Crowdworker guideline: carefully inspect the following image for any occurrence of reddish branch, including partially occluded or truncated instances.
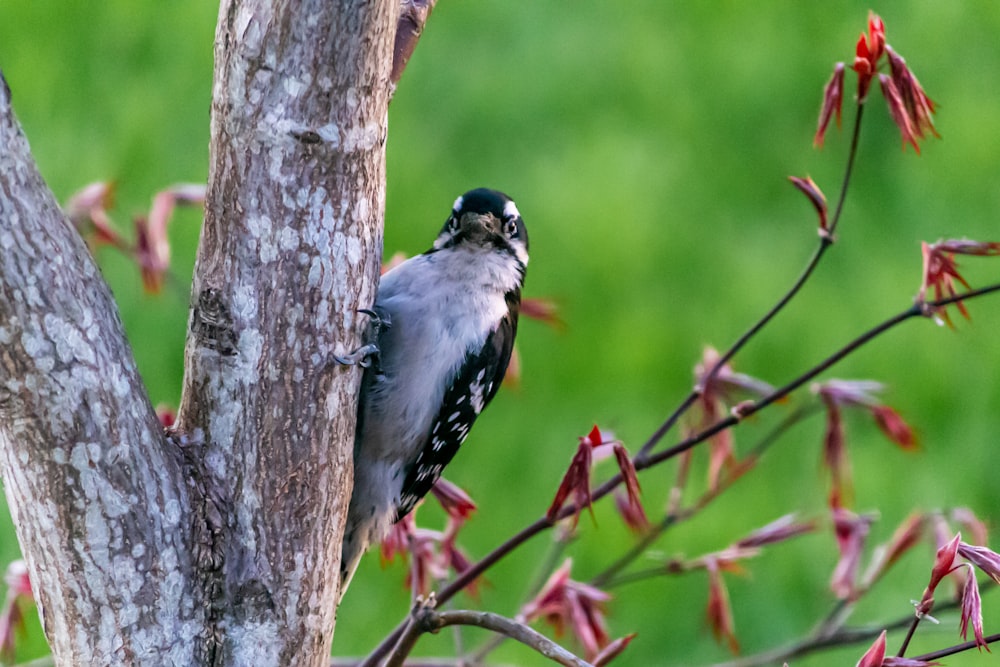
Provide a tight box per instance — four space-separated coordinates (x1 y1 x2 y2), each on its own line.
636 103 866 462
363 282 1000 665
391 0 439 94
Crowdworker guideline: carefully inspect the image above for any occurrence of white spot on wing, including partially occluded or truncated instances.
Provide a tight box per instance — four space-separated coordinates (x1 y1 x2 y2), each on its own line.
470 380 485 414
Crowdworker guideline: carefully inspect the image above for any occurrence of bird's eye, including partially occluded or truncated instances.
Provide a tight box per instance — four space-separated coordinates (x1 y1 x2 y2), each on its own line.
504 218 518 237
448 215 460 233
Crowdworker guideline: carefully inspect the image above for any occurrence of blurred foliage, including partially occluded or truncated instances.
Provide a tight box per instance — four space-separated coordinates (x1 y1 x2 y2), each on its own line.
2 2 1000 665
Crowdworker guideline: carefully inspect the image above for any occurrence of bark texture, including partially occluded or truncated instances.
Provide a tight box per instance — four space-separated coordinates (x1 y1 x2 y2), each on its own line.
0 0 395 664
178 0 398 665
176 0 394 664
0 79 201 663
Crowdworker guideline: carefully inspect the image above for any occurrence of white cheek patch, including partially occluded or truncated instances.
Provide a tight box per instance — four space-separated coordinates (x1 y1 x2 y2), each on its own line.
513 242 529 267
503 199 520 220
452 195 464 214
433 231 451 250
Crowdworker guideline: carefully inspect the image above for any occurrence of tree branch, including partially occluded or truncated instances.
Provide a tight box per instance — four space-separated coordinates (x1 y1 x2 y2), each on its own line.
637 103 866 461
0 73 201 663
332 659 522 667
391 0 439 95
385 606 593 667
365 281 1000 665
710 595 972 667
592 404 820 590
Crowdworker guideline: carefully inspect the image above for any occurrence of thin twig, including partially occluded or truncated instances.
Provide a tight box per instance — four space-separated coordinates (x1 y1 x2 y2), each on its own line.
384 616 423 667
437 610 594 667
443 597 467 667
710 623 898 667
333 660 518 667
591 514 678 589
811 597 851 640
828 102 866 237
712 590 984 667
456 284 1000 599
911 632 1000 662
593 404 820 589
636 104 866 461
385 606 594 667
640 303 921 471
469 539 571 664
711 612 913 667
895 614 921 658
364 282 1000 666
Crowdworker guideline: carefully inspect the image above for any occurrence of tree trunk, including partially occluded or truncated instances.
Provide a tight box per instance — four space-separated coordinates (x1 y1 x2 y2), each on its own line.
0 0 394 664
177 0 394 662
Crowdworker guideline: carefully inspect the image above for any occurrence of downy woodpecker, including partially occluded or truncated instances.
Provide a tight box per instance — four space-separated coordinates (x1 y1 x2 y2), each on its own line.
339 188 528 598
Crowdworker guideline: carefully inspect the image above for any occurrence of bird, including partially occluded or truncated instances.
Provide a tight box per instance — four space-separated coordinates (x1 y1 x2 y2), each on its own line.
338 187 528 600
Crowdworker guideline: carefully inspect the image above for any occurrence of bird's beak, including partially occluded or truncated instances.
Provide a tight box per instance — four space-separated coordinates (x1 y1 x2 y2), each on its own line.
459 212 501 242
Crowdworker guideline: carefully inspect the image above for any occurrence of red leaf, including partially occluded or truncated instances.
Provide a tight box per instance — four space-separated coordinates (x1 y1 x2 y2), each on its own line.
594 633 637 667
867 13 886 64
879 74 920 152
815 64 845 148
789 176 829 232
951 508 989 548
918 532 961 615
65 181 127 248
0 561 33 664
735 514 816 549
135 184 206 293
959 565 989 651
547 439 594 527
877 513 926 575
612 444 647 532
156 404 177 429
520 297 564 330
958 542 1000 585
918 240 997 326
871 406 917 450
430 477 477 522
831 508 874 599
855 630 886 667
522 559 612 661
887 47 939 142
704 558 739 654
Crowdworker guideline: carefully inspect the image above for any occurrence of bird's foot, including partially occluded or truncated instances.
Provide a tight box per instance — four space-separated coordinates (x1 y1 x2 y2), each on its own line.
334 307 390 375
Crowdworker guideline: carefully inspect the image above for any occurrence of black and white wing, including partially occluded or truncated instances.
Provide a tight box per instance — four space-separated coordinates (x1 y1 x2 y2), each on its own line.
395 304 519 519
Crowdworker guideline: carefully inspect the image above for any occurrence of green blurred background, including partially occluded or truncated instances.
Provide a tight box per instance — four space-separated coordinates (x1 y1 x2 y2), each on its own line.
2 2 1000 665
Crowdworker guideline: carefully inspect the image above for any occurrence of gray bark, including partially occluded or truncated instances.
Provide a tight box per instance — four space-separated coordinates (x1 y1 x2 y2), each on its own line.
0 76 202 663
177 0 394 663
0 0 395 664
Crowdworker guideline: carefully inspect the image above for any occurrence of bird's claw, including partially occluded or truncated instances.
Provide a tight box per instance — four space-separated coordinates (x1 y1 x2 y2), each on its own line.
334 307 391 374
357 307 391 334
334 344 380 368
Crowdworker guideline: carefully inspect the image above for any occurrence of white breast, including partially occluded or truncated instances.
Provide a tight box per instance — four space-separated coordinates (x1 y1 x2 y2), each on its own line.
359 245 519 463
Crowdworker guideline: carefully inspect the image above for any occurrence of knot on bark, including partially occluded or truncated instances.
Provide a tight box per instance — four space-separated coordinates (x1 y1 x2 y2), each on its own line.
191 288 238 356
0 385 18 417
